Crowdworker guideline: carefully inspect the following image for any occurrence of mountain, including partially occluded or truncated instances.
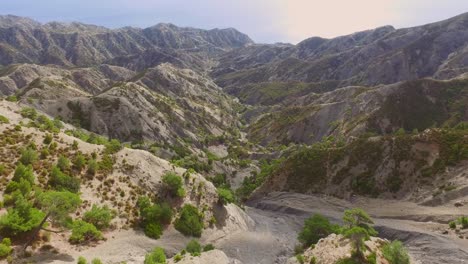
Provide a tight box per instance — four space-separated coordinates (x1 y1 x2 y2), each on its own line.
214 12 468 90
1 12 468 264
0 15 253 67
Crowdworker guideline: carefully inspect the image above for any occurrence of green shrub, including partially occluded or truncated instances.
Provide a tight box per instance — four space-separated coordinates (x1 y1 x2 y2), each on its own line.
0 115 9 124
173 254 182 262
49 166 80 193
98 154 114 172
144 222 163 239
19 148 38 165
217 188 235 204
458 216 468 229
162 172 185 197
310 256 317 264
57 155 71 172
6 95 17 102
40 148 50 159
104 139 122 154
43 133 53 145
144 247 166 264
138 197 173 225
185 239 201 256
335 258 360 264
174 204 203 237
6 178 32 196
208 173 230 188
298 214 340 247
0 195 45 236
13 163 34 184
367 252 377 264
236 158 283 201
49 142 58 152
83 205 115 230
343 208 377 236
20 107 37 120
295 254 304 264
382 240 410 264
69 220 103 244
91 259 102 264
87 159 98 176
449 221 457 229
73 153 86 171
72 140 79 150
35 115 60 133
137 196 173 239
203 244 215 252
0 238 12 258
77 256 87 264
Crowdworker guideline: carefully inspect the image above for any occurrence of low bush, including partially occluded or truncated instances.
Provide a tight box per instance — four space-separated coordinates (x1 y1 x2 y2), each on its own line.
185 239 201 256
0 115 9 124
382 240 410 264
217 187 235 204
104 139 122 154
144 247 166 264
295 254 305 264
43 133 53 145
19 148 38 165
458 216 468 229
98 154 114 172
57 155 71 172
449 221 457 229
13 163 35 184
0 195 45 236
298 214 340 247
162 172 185 198
137 196 173 239
49 166 80 193
20 107 38 120
174 204 203 237
69 220 103 244
0 238 12 258
5 95 17 102
203 244 215 252
77 256 87 264
83 205 115 230
73 153 86 171
87 159 98 176
144 222 163 239
91 259 102 264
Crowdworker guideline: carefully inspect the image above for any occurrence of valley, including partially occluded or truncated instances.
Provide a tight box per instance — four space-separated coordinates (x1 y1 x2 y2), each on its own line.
0 11 467 264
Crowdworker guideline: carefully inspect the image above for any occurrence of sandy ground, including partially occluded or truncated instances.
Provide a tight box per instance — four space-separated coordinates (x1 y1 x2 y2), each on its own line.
245 192 468 264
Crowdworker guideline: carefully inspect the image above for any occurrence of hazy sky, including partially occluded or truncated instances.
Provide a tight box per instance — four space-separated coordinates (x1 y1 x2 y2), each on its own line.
2 0 468 43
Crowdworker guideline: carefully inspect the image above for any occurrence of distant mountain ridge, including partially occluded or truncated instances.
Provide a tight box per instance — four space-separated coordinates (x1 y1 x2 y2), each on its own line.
214 12 468 89
0 14 253 67
1 13 468 147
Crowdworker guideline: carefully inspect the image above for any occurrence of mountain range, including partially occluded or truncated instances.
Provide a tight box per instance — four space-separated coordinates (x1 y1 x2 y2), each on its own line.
1 12 468 264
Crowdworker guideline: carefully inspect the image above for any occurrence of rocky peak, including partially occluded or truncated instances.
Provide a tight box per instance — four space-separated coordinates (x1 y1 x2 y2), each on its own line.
0 14 41 29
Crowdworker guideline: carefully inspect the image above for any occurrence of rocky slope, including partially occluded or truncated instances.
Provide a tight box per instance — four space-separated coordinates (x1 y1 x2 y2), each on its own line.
0 63 242 159
246 76 468 145
0 15 253 68
287 234 389 264
213 12 468 90
1 12 468 264
250 128 468 203
0 99 254 263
